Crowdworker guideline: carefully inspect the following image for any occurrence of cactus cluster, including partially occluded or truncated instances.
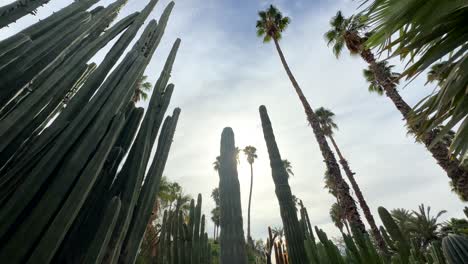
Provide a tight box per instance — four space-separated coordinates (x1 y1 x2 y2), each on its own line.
0 1 182 263
157 194 213 264
297 202 465 264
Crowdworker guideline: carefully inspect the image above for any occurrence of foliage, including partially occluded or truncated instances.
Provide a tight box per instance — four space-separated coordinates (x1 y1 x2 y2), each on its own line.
282 159 294 177
243 145 258 165
256 5 290 43
324 10 367 58
362 61 400 95
133 75 152 102
361 0 468 159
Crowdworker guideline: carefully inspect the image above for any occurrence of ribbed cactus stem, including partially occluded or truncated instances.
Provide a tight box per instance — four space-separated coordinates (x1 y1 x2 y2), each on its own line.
259 105 308 264
218 127 248 264
83 196 122 264
119 108 181 264
378 207 410 263
103 38 180 263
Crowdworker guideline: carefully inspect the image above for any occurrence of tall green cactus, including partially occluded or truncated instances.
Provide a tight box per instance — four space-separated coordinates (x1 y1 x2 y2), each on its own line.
258 105 308 264
218 127 248 264
120 108 181 264
378 207 411 264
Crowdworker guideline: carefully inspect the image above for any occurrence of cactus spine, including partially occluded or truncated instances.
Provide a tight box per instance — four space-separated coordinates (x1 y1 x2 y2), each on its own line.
217 127 248 264
258 105 308 264
0 0 51 28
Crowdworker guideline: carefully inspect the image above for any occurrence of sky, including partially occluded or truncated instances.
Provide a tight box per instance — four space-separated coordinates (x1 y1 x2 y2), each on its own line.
1 0 466 242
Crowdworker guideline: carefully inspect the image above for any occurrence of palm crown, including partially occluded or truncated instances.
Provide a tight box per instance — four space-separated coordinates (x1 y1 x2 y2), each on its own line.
213 156 221 171
363 61 400 95
282 159 294 177
256 5 290 43
243 145 258 164
133 75 152 102
324 11 367 58
315 107 338 137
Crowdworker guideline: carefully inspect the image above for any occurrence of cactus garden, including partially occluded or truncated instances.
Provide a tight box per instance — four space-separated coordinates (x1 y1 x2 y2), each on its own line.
0 0 467 264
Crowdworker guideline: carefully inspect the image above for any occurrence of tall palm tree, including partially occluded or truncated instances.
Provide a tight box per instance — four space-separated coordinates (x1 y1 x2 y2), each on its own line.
257 5 365 233
325 11 468 200
362 1 467 160
315 107 387 253
132 75 152 102
282 159 294 178
243 145 258 245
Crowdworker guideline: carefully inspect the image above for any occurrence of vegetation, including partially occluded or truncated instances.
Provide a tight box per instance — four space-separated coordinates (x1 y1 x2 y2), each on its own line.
325 8 468 200
243 145 258 245
316 106 387 254
256 4 366 234
0 1 467 264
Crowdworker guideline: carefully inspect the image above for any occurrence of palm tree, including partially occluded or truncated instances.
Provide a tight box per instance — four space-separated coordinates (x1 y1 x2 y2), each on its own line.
257 5 365 233
330 202 350 235
325 11 468 200
282 159 294 178
213 156 221 171
391 208 414 237
408 204 447 249
211 207 221 240
243 145 258 245
211 187 221 241
315 107 387 253
132 75 152 102
362 1 467 160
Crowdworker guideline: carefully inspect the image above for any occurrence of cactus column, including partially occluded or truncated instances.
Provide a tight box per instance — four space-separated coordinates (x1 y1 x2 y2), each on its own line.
259 105 308 264
218 127 248 264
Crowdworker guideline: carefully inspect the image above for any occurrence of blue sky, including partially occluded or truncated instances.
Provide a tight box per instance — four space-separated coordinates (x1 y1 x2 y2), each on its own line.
1 0 466 241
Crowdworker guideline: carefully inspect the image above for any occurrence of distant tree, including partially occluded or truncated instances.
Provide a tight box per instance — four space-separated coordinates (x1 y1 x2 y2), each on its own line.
330 202 350 235
132 75 152 102
282 159 294 178
408 204 447 248
243 145 258 245
316 106 386 253
213 156 221 171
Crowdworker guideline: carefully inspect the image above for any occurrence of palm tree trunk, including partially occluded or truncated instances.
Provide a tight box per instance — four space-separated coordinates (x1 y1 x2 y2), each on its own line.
247 162 254 245
360 48 468 200
328 134 388 254
273 39 366 232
